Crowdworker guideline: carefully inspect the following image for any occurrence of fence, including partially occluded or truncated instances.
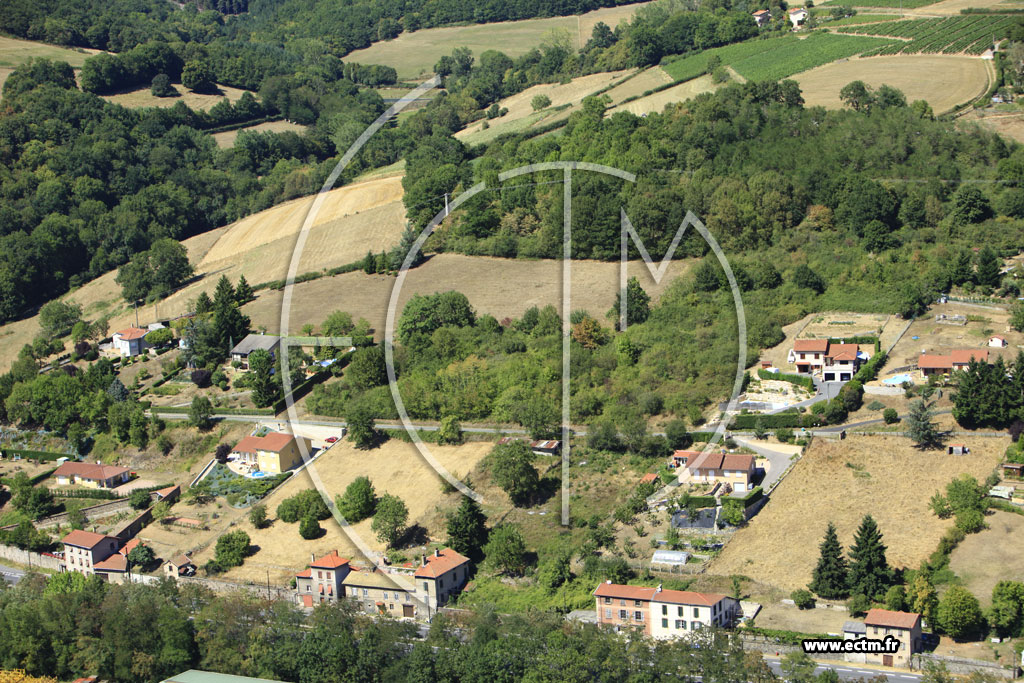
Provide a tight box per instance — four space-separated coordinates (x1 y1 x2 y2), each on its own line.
0 543 62 571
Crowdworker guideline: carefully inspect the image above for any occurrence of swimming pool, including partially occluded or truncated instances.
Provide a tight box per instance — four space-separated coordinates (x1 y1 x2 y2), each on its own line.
882 373 913 385
248 470 269 479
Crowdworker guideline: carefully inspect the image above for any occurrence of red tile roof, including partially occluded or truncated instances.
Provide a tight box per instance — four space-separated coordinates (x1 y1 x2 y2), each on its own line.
153 485 179 499
826 343 859 360
296 569 312 578
593 582 657 601
752 9 770 15
415 548 470 578
793 339 829 353
62 529 117 550
640 473 659 484
865 608 921 630
950 349 989 365
687 451 755 473
652 588 728 607
232 432 296 454
917 353 952 370
311 550 350 569
54 461 131 481
119 538 142 556
114 327 149 340
94 553 128 572
991 334 1006 341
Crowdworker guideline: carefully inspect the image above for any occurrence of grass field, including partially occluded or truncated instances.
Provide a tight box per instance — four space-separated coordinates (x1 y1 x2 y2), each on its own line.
244 253 692 337
949 510 1024 607
607 71 738 115
101 82 253 110
201 438 494 584
818 14 903 27
819 0 939 7
662 33 895 84
455 70 629 145
212 120 308 147
343 3 650 79
795 54 990 115
708 435 1005 591
962 107 1024 145
0 35 98 69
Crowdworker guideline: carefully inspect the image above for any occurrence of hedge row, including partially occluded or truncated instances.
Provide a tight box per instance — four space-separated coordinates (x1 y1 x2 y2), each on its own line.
827 335 877 346
0 449 73 462
741 626 842 645
852 350 887 383
154 406 276 416
252 260 363 293
0 467 58 487
757 369 814 391
52 488 122 500
739 486 764 507
731 412 824 429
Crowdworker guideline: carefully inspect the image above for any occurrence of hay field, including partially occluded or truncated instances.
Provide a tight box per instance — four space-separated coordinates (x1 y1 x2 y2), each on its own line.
343 4 649 79
101 82 253 111
201 439 493 584
0 177 404 372
601 66 674 103
212 120 308 148
244 253 692 336
708 435 1006 592
795 55 990 115
949 510 1024 606
0 35 98 69
607 72 735 116
455 70 629 144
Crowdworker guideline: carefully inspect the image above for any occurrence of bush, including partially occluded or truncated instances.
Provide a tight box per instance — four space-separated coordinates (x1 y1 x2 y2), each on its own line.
191 369 212 387
214 530 250 569
792 589 816 609
776 427 794 443
758 369 814 391
276 489 330 523
883 408 899 424
847 593 871 616
299 515 322 539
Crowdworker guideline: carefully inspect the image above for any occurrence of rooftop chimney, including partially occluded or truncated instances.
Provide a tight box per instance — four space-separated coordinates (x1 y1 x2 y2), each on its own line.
656 583 663 593
421 554 427 567
606 579 612 584
434 548 440 558
311 553 315 564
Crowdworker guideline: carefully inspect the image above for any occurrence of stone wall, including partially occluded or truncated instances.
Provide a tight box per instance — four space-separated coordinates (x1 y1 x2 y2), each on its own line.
912 653 1019 679
0 543 62 571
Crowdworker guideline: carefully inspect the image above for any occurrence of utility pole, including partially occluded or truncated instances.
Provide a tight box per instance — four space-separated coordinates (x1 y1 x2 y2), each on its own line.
134 300 139 328
444 192 449 218
267 569 271 599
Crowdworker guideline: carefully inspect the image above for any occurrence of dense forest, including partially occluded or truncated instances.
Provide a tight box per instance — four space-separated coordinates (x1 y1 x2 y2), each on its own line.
0 574 779 683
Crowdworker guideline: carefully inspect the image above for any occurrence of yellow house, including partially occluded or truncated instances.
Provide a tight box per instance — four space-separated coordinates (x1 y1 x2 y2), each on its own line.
230 432 309 474
53 462 131 489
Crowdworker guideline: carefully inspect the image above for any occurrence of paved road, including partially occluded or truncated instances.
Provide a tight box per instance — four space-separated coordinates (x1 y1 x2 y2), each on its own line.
764 656 924 683
731 437 798 491
0 563 25 585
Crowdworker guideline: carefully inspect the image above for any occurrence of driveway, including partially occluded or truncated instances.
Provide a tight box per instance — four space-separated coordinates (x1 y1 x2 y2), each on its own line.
732 437 801 491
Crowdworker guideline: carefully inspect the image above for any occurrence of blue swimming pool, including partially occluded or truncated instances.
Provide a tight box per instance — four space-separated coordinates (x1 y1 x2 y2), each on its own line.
248 470 269 479
882 373 913 385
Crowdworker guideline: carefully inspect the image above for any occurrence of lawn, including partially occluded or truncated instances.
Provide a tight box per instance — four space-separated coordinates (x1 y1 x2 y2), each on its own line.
0 35 98 69
342 4 649 80
708 434 1006 592
101 82 253 111
212 120 308 148
662 33 896 83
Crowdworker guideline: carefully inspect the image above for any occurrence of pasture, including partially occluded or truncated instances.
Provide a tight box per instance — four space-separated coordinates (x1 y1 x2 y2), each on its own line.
212 120 308 147
607 72 734 116
343 3 649 80
708 435 1005 591
949 510 1024 607
100 82 253 110
795 55 990 114
0 35 97 69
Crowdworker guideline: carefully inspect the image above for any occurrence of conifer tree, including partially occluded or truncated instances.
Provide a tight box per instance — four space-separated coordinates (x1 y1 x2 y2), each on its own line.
446 496 489 561
235 274 254 304
809 522 848 599
847 514 891 599
906 398 940 448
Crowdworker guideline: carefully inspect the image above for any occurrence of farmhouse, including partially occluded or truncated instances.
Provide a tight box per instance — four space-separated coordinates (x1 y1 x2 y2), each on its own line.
230 432 309 474
788 339 829 373
989 334 1009 348
54 461 132 489
342 568 417 619
593 581 737 638
917 349 990 376
685 451 756 492
295 550 351 607
112 327 149 357
788 7 808 27
752 9 771 26
848 609 923 667
61 530 121 577
230 334 281 369
410 547 471 611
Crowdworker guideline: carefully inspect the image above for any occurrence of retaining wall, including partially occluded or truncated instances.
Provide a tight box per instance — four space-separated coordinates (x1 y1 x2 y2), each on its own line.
0 543 62 571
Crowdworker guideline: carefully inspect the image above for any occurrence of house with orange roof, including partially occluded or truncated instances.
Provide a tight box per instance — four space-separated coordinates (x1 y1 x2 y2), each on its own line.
61 530 121 577
917 348 990 376
844 609 922 667
342 567 416 618
593 581 737 638
752 8 771 26
685 451 757 492
54 461 132 489
295 550 351 607
230 432 309 474
787 338 870 381
164 553 197 578
112 327 150 357
412 547 471 611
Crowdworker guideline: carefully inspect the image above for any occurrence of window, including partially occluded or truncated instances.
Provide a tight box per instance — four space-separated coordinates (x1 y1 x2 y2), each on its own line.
317 571 322 579
693 608 699 618
662 619 668 628
362 588 368 596
620 600 625 606
604 597 612 605
389 604 394 610
661 605 667 615
634 611 643 621
619 610 627 619
676 620 685 630
677 606 683 617
424 582 429 593
405 593 411 602
692 621 701 630
604 609 611 618
439 579 444 588
634 600 642 607
306 585 311 592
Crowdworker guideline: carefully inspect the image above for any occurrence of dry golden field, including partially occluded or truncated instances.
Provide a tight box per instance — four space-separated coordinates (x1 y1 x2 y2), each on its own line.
607 71 738 116
100 82 253 110
709 435 1006 591
212 120 308 147
794 55 991 115
949 510 1024 606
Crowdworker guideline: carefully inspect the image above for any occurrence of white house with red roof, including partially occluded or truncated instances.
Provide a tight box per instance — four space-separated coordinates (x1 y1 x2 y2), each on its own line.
112 327 149 357
593 581 737 638
685 451 756 492
752 8 771 26
917 348 990 376
54 461 132 489
295 550 352 607
412 547 471 611
61 530 122 576
787 339 870 381
788 7 808 26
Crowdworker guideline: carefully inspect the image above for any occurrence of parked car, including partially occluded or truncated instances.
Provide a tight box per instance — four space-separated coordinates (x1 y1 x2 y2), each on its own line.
325 436 338 443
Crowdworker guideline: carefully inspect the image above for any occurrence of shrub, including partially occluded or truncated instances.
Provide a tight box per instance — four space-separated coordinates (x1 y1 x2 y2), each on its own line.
776 427 794 443
191 369 212 387
883 408 899 424
792 589 816 609
847 593 871 616
299 515 322 539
